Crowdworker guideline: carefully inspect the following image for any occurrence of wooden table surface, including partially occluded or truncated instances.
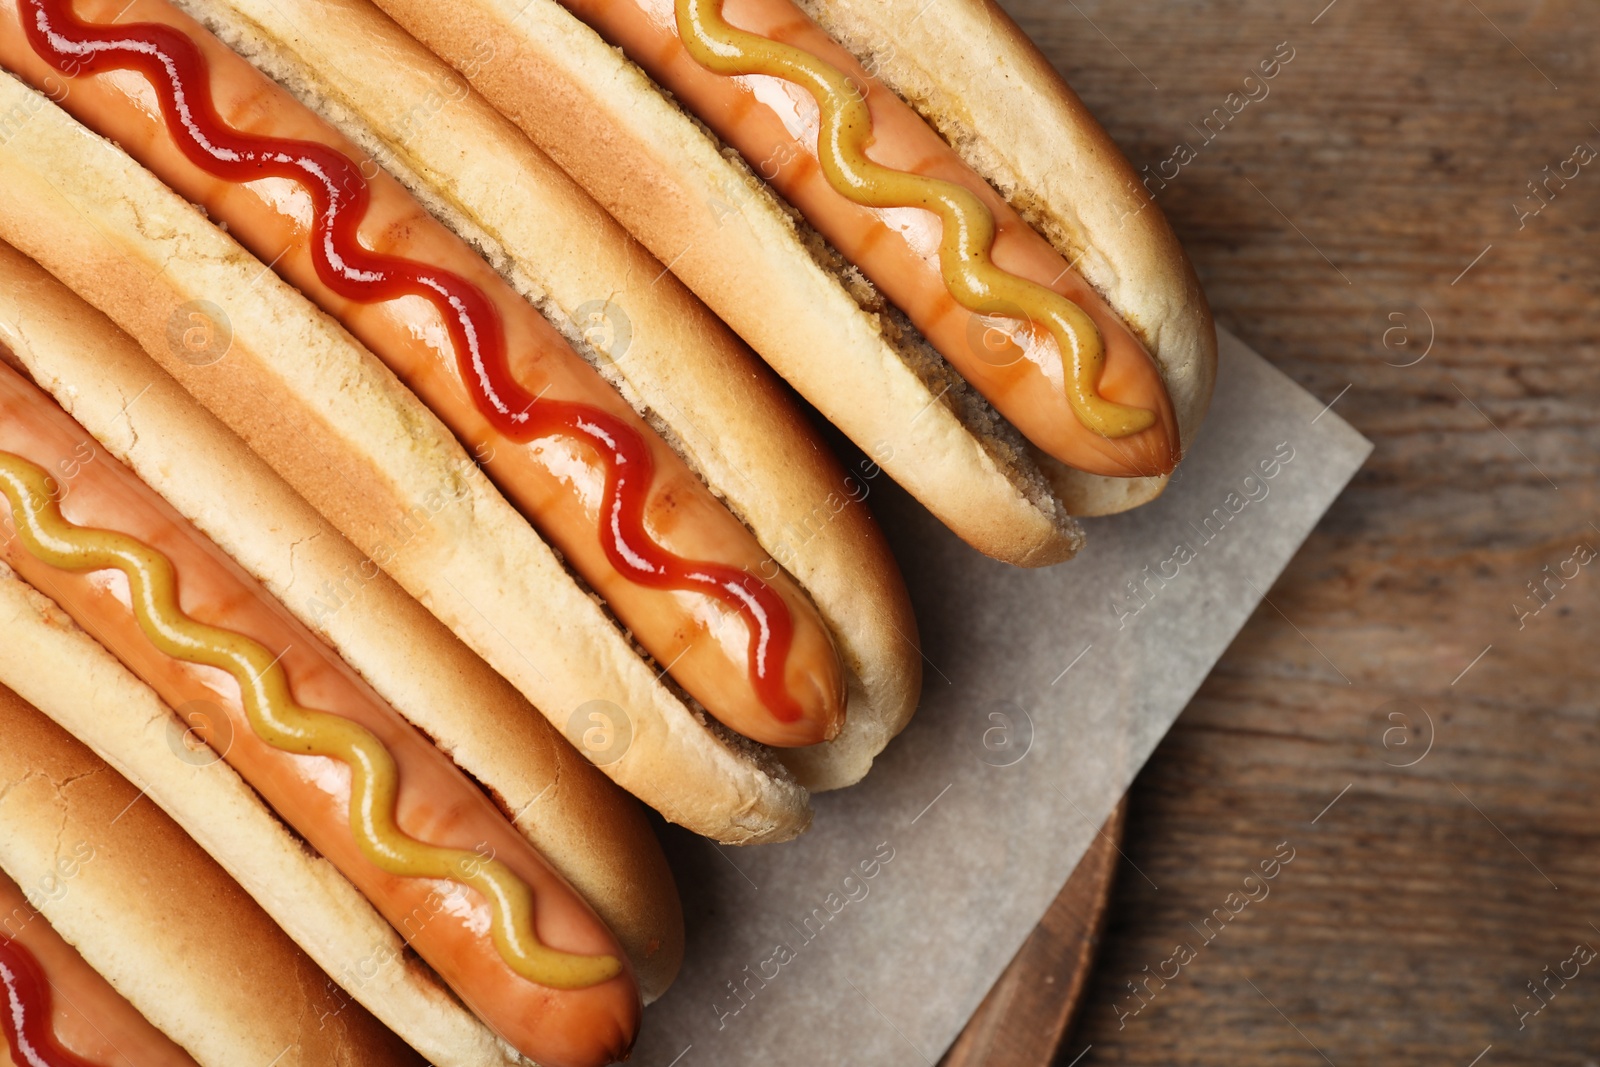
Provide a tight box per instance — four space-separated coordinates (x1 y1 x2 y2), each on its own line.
986 1 1600 1064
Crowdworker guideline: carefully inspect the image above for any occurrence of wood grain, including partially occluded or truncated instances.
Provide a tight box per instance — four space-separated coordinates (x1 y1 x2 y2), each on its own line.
972 0 1600 1063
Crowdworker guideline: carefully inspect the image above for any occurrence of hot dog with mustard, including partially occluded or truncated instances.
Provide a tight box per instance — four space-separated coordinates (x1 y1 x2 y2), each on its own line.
0 242 694 1065
0 351 642 1067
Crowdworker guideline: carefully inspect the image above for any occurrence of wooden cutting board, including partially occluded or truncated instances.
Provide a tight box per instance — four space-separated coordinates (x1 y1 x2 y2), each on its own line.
941 800 1126 1067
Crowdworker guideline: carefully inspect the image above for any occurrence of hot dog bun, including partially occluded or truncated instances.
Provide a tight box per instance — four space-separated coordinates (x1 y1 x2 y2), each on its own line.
0 239 682 1003
370 0 1217 561
0 0 921 832
0 683 423 1067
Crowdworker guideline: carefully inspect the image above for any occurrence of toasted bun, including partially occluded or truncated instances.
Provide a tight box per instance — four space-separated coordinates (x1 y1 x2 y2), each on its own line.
173 0 919 788
0 240 682 999
373 0 1215 552
0 568 522 1066
0 684 423 1067
0 74 812 842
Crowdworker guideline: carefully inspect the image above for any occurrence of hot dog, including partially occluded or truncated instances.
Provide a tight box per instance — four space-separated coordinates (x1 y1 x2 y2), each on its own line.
0 249 687 1065
371 0 1219 563
0 0 921 830
0 355 640 1067
0 684 423 1067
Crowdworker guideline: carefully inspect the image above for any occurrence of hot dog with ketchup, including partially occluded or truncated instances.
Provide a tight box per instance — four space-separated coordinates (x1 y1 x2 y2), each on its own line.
371 0 1219 563
0 685 423 1067
0 0 921 835
8 0 839 748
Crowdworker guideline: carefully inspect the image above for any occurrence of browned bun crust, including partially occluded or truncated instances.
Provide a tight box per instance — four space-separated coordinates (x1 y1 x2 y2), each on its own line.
0 682 422 1067
0 73 813 843
0 237 684 1001
370 0 1215 553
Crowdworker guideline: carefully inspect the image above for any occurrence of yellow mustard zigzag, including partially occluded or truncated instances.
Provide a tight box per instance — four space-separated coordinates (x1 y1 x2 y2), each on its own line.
0 451 619 990
676 0 1154 438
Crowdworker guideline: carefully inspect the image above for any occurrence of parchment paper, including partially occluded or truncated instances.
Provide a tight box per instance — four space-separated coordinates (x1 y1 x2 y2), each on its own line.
633 329 1371 1066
